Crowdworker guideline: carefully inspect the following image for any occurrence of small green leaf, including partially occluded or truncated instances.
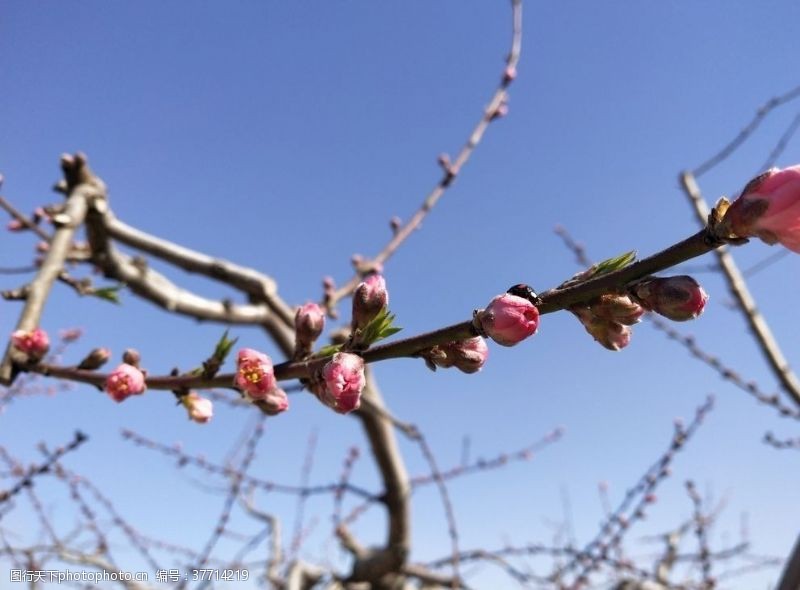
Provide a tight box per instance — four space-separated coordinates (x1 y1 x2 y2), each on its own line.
92 285 122 304
212 329 238 364
590 250 636 278
361 308 402 345
314 343 343 358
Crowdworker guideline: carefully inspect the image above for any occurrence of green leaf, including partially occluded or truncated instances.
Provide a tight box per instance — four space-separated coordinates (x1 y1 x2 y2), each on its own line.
91 285 122 304
212 329 237 364
313 343 343 358
361 308 402 345
589 250 636 278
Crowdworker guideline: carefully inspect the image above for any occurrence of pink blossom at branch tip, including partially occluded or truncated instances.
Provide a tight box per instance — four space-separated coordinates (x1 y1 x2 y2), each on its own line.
234 348 276 399
631 276 708 322
182 392 213 424
477 293 539 346
724 164 800 252
105 363 146 402
10 328 50 360
318 352 366 414
295 302 325 347
6 219 25 232
352 273 389 330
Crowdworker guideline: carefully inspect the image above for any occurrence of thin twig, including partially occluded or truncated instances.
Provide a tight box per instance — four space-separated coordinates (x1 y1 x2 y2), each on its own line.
324 0 524 315
679 172 800 408
759 112 800 172
692 83 800 177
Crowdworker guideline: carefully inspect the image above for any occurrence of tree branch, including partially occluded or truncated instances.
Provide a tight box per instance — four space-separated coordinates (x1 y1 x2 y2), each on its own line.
679 171 800 407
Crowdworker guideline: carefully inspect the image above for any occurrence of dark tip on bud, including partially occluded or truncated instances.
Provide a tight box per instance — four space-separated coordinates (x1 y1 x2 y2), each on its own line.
506 283 539 304
122 348 141 368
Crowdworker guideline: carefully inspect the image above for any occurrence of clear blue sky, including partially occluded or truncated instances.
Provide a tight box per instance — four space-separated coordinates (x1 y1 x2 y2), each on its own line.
2 2 799 588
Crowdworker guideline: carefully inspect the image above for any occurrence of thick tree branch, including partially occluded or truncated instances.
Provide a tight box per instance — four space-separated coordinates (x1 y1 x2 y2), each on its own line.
101 214 295 327
85 202 295 353
0 155 101 384
347 369 411 585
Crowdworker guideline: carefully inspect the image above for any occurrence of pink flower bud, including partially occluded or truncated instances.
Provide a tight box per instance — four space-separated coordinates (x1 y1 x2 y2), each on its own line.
352 274 388 331
317 352 366 414
105 363 146 402
425 337 489 374
6 219 25 232
589 294 645 326
10 328 50 360
122 348 141 368
234 348 277 399
295 302 325 351
477 293 539 346
58 327 83 342
182 392 213 423
78 347 112 370
257 386 290 415
572 309 631 351
724 165 800 252
632 276 708 322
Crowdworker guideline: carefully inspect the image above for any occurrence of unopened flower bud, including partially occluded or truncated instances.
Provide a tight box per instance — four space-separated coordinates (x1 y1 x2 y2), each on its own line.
78 347 111 370
105 363 146 402
10 328 50 361
32 207 50 224
352 274 388 331
6 219 25 232
59 328 83 342
257 386 290 415
122 348 141 368
317 352 365 414
722 165 800 252
182 392 213 424
234 348 277 399
632 276 708 322
425 337 489 374
589 294 645 326
573 308 631 351
295 302 325 354
476 293 539 346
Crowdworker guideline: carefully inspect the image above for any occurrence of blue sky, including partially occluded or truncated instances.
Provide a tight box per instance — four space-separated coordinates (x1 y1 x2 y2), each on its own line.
2 1 800 588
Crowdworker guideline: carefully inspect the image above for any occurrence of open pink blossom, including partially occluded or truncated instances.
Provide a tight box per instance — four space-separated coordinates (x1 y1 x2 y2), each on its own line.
477 293 539 346
318 352 366 414
632 276 708 322
10 328 50 360
234 348 276 398
105 363 146 402
352 273 388 330
182 392 213 423
725 165 800 252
